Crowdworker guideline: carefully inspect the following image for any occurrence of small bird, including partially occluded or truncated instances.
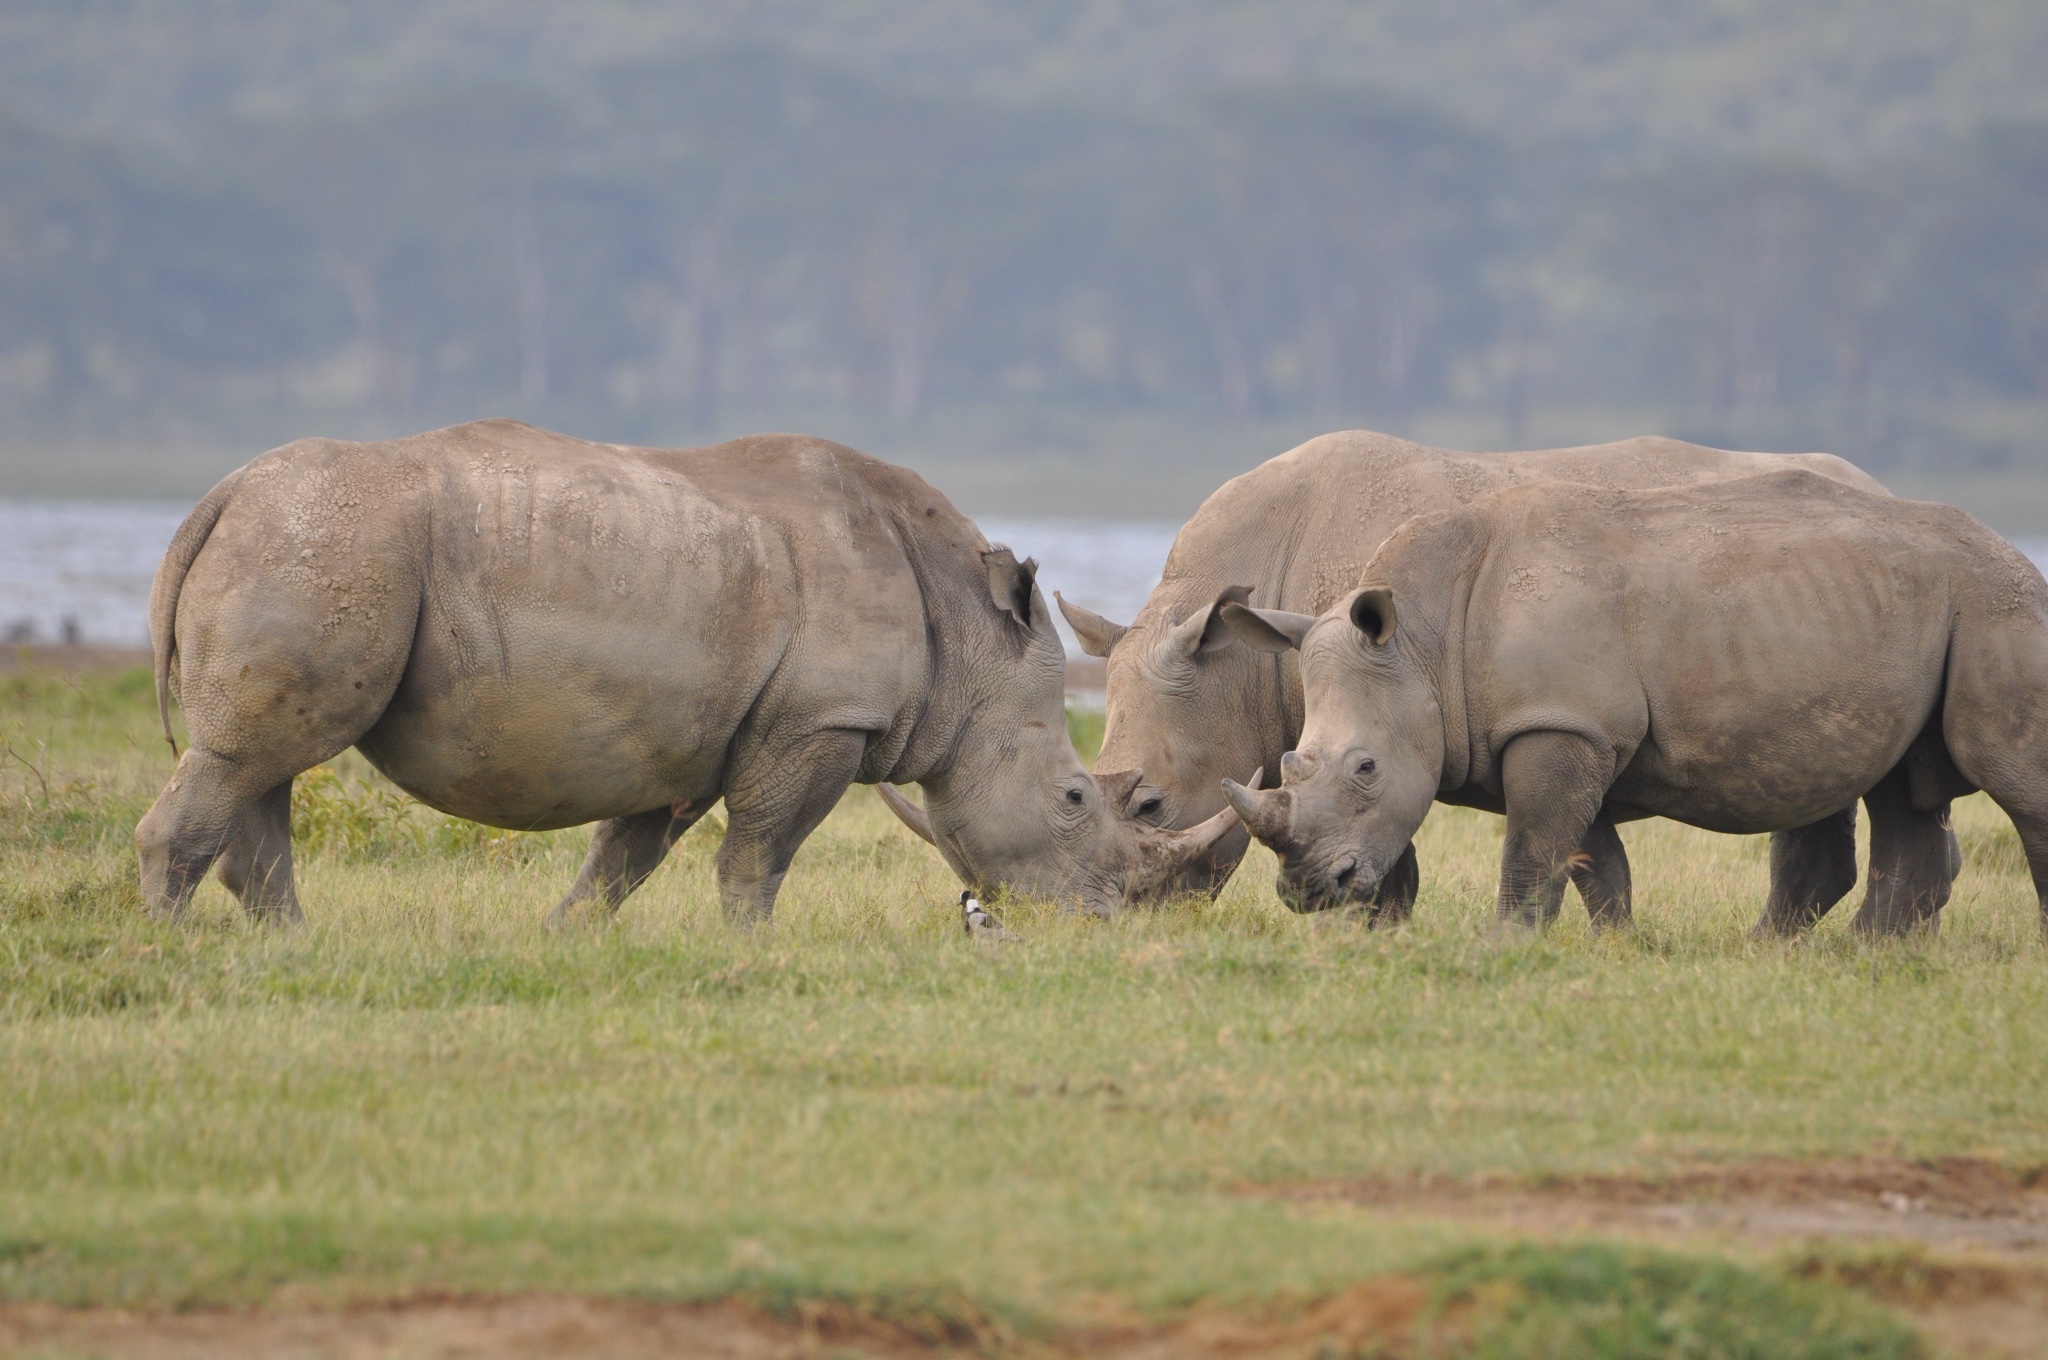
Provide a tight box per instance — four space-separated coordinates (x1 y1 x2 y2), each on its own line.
961 890 1020 944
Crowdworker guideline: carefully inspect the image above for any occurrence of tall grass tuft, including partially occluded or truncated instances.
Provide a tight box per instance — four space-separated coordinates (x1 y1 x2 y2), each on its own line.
1425 1243 1921 1358
289 763 565 864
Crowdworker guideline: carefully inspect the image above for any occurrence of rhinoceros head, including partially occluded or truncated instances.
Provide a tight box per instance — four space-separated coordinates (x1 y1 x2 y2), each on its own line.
1217 587 1442 912
878 550 1241 915
1054 584 1266 897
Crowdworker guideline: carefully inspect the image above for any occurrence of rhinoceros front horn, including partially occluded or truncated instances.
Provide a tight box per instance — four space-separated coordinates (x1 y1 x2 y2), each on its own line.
1120 768 1261 902
1161 768 1260 860
876 784 937 846
1220 772 1293 848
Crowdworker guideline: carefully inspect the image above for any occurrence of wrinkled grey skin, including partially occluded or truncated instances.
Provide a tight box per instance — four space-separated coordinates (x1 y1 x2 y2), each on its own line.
136 420 1233 926
1220 471 2031 938
1057 429 1901 924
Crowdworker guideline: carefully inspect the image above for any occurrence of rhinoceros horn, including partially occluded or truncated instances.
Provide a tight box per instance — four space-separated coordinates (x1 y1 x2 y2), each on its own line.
1121 769 1262 902
876 783 937 845
1145 804 1240 869
1167 766 1259 859
1220 772 1293 848
1096 766 1145 811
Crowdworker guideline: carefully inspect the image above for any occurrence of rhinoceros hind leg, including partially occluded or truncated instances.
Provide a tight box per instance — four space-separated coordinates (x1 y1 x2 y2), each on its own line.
1497 731 1610 928
138 748 298 920
1851 768 1954 937
1568 809 1632 929
212 779 301 924
547 801 710 929
1364 841 1420 926
715 728 868 925
1753 808 1858 938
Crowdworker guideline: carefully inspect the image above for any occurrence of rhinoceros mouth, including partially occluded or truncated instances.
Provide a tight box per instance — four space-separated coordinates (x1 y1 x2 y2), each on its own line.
1273 851 1381 914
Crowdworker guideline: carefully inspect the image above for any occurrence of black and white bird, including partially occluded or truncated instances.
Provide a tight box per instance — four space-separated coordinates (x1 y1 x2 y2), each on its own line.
961 890 1020 944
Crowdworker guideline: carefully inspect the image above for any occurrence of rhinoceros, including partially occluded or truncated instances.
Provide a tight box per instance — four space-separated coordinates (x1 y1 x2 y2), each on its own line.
1217 470 2036 937
136 420 1233 924
1055 429 1907 926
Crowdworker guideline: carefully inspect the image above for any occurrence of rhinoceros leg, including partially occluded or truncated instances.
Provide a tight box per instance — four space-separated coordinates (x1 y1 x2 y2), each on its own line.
138 748 250 918
211 779 301 924
1567 810 1632 929
140 748 330 922
138 558 415 920
1362 842 1420 926
1752 808 1860 937
1851 767 1954 937
547 801 711 928
1497 730 1611 928
715 727 868 924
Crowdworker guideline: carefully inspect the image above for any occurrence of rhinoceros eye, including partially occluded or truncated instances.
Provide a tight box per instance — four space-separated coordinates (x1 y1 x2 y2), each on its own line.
1066 787 1086 805
1356 757 1377 775
1136 796 1162 817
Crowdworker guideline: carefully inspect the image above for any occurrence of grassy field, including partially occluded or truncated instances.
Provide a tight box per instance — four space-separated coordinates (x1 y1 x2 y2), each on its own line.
3 664 2046 1355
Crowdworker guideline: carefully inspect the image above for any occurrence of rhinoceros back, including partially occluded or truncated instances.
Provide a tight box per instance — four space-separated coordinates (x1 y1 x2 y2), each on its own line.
161 420 964 831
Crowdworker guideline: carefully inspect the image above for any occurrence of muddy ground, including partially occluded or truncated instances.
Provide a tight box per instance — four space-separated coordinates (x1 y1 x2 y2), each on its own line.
7 1159 2048 1358
1251 1156 2048 1359
1260 1154 2048 1257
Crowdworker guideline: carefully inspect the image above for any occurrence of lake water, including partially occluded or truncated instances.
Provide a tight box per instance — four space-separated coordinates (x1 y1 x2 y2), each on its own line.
6 498 2045 656
0 500 1181 652
0 501 195 647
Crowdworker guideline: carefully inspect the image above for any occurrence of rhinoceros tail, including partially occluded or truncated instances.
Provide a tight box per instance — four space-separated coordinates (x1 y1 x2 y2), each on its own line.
149 468 245 758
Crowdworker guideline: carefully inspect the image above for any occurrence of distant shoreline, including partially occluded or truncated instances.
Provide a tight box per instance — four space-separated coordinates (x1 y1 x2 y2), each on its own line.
1 644 152 673
2 643 1114 700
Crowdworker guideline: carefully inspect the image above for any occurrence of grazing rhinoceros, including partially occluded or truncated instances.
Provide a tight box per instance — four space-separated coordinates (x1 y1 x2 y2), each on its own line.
1054 429 1910 926
1217 470 2035 937
137 420 1234 925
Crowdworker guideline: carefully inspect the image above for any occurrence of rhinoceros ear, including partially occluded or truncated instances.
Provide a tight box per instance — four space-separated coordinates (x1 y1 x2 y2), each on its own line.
1166 584 1255 658
1054 592 1128 658
1220 602 1315 653
1096 767 1144 809
983 547 1040 629
1347 587 1397 646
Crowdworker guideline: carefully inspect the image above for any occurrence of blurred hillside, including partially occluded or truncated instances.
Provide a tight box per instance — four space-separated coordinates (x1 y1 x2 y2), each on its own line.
0 1 2044 521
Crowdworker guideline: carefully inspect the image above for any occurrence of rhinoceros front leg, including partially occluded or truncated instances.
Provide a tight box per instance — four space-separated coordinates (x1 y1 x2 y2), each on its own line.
1752 808 1859 937
715 727 868 925
1567 809 1632 930
212 779 301 924
1361 841 1420 926
547 801 712 929
1497 731 1611 928
1851 766 1954 937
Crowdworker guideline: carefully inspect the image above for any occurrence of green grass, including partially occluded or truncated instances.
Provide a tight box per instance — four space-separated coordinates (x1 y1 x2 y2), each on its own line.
3 669 2041 1353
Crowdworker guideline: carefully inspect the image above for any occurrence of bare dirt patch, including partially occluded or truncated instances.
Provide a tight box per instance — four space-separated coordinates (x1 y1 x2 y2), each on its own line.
1252 1157 2048 1358
1787 1256 2048 1360
1256 1156 2048 1258
10 1161 2044 1359
1073 1278 1442 1360
0 1288 1460 1360
0 1295 994 1360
